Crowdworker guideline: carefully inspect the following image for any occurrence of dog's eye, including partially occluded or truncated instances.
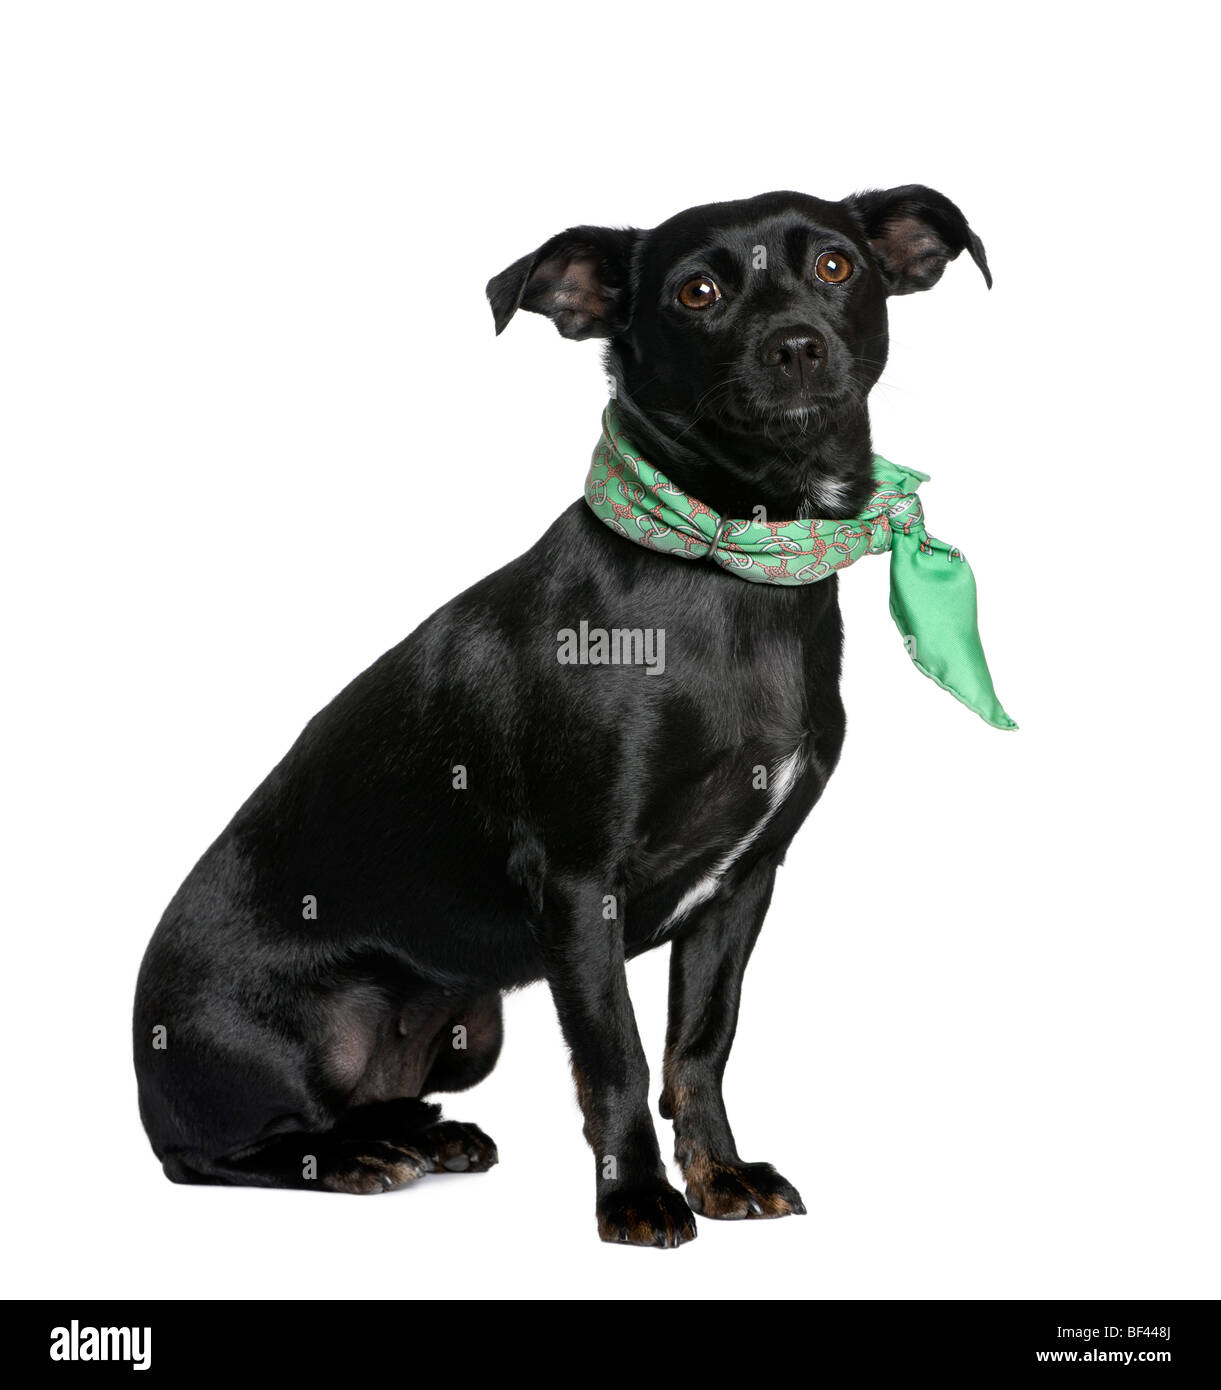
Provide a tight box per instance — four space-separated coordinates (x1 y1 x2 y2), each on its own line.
814 251 853 285
677 276 722 310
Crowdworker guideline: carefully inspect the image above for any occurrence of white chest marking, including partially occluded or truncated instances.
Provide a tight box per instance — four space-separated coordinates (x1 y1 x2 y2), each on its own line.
799 472 852 518
659 746 806 933
813 475 851 511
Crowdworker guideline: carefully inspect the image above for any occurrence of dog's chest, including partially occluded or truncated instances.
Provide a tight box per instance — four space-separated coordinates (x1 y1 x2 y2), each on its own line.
656 740 809 932
620 688 831 947
559 537 844 942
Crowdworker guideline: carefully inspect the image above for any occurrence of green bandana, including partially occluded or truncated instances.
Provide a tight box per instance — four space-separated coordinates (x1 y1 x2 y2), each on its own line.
585 403 1015 731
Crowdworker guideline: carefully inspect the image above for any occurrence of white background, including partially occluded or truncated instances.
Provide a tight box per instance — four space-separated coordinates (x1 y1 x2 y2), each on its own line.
3 1 1216 1302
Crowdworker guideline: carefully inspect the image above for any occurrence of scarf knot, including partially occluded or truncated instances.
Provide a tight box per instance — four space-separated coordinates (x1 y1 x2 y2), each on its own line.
863 486 923 553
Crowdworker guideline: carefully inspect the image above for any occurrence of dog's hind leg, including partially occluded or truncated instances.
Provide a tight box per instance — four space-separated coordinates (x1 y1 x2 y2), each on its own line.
414 993 504 1171
165 1100 439 1193
141 987 501 1192
190 1097 498 1192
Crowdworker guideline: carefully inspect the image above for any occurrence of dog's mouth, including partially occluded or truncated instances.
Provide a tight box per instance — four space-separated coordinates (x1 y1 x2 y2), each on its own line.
716 382 852 430
772 402 826 421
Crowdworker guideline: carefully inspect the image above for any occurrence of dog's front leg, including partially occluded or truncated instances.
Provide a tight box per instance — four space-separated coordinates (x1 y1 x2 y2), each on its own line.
535 878 697 1248
660 856 807 1221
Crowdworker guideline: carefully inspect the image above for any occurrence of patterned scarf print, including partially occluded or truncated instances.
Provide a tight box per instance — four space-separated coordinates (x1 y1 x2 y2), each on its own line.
585 403 1015 730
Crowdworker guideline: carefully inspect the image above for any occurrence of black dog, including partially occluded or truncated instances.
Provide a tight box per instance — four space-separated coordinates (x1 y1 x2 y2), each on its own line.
134 185 990 1246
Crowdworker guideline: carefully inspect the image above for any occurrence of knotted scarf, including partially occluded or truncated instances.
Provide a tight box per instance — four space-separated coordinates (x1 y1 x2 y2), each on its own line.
585 403 1015 730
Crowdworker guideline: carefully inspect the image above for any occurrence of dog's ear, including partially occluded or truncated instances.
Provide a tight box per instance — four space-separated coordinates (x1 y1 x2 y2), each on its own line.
486 226 639 339
844 185 991 295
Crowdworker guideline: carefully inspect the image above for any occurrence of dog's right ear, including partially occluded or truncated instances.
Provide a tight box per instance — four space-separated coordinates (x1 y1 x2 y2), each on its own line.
486 226 639 340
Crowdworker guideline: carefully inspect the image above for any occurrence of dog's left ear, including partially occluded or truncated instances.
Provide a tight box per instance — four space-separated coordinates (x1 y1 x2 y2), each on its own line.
486 226 640 339
845 185 992 295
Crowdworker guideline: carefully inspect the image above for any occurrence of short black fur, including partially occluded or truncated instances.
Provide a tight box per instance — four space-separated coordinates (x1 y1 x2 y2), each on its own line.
134 186 990 1245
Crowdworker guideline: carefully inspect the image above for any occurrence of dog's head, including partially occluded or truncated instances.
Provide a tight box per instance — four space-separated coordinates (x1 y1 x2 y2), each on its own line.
488 187 989 516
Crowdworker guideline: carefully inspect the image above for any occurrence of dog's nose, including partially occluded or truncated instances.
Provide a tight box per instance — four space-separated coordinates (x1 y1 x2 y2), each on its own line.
760 326 827 384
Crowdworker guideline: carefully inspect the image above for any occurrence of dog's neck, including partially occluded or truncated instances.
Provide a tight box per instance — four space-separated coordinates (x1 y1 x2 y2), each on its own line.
608 387 877 523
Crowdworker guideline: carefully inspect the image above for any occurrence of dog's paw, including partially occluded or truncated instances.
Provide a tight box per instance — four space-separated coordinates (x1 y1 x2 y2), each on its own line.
683 1158 805 1220
419 1120 499 1173
596 1183 698 1248
319 1139 430 1194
